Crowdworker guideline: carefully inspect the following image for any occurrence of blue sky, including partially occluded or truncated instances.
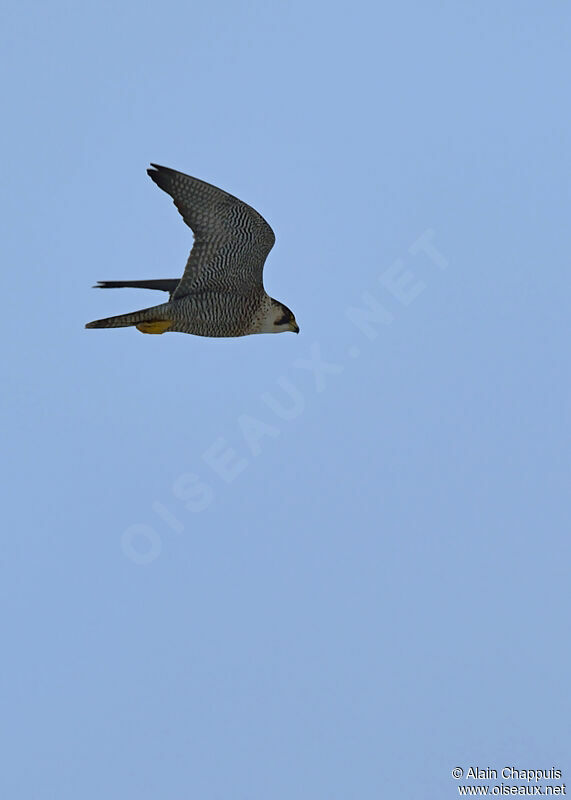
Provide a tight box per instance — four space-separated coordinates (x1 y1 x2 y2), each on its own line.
2 1 569 797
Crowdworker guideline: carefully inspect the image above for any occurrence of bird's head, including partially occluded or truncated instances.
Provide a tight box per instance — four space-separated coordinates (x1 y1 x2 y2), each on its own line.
260 299 299 334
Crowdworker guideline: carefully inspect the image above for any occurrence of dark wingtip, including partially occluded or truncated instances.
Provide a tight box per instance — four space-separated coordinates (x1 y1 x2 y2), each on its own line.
147 163 170 178
147 164 171 189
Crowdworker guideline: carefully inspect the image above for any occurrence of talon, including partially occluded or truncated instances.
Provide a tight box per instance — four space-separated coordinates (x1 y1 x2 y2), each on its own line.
136 320 173 334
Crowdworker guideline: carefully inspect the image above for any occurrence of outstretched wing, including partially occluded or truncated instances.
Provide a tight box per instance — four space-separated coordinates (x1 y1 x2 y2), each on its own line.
147 164 275 300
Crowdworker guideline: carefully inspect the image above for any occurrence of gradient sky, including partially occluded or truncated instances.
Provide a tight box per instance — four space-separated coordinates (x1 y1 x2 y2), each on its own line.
2 1 569 798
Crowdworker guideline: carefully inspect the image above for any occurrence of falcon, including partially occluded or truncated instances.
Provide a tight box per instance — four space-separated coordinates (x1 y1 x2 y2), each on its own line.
85 165 299 337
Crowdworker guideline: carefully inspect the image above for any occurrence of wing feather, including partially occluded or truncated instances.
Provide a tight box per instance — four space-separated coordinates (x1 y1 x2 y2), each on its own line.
147 165 275 299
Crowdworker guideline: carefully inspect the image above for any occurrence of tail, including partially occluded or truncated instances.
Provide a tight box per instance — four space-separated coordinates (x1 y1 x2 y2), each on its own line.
85 301 172 332
94 279 179 296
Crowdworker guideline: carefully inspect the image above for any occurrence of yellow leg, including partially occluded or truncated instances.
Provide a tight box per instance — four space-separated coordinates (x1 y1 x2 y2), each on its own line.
136 320 173 334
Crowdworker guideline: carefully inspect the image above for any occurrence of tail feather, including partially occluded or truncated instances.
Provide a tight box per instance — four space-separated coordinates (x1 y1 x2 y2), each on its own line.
85 302 170 330
94 279 179 295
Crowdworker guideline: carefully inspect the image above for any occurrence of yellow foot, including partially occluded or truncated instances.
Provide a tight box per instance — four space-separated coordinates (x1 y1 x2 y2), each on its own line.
136 320 173 334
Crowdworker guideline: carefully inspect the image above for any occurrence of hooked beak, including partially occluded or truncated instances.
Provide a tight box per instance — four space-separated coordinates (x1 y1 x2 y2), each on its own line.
290 320 300 334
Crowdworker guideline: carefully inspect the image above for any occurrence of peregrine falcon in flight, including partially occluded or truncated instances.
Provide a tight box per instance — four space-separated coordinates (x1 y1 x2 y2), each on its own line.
85 164 299 337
